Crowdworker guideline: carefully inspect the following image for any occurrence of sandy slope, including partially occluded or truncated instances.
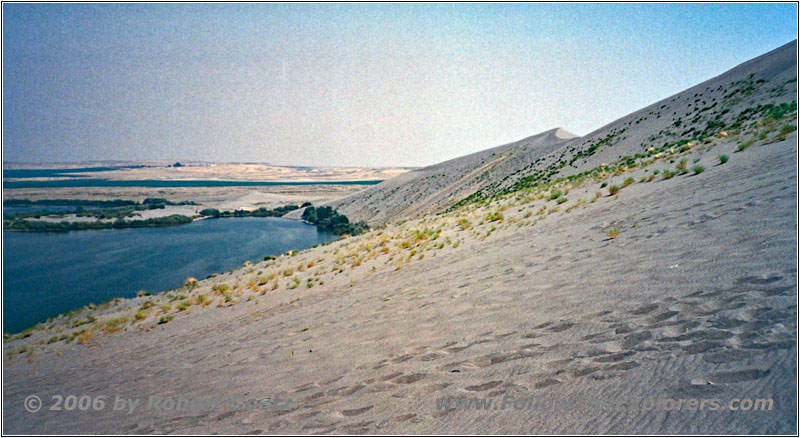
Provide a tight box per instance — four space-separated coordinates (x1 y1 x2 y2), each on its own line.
329 128 577 225
2 42 797 434
3 132 795 434
333 41 798 227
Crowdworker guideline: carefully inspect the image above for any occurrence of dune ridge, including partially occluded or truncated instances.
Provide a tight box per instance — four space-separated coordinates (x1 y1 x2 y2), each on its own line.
331 41 797 227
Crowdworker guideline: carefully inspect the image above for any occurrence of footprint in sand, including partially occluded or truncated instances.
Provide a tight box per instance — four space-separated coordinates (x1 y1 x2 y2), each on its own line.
464 380 502 391
340 405 374 417
393 373 426 384
709 368 770 383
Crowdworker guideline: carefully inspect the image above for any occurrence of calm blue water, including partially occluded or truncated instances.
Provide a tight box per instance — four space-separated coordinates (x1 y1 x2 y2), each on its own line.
3 166 145 178
2 217 337 333
3 179 382 189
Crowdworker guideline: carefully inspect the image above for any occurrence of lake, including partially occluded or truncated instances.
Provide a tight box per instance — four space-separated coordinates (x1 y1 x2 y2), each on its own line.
3 179 382 189
3 165 146 179
2 217 337 333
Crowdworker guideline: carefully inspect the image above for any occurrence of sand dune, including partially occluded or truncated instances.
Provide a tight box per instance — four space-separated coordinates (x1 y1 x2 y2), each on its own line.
2 41 797 434
329 127 577 225
333 41 797 227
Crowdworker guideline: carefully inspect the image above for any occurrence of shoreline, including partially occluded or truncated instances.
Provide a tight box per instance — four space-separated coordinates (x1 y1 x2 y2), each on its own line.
3 215 343 336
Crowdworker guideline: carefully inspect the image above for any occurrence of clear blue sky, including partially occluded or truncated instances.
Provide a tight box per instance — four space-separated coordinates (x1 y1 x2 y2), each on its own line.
3 3 797 167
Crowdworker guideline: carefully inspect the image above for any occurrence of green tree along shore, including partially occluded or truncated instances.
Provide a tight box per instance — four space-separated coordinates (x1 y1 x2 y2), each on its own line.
197 204 300 218
3 198 196 208
3 198 197 221
4 215 193 232
199 204 369 236
301 205 370 235
3 199 368 236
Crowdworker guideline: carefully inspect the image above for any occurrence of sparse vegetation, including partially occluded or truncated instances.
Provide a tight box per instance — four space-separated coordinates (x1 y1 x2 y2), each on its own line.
158 315 174 324
677 158 688 174
737 138 754 152
485 212 504 222
779 123 797 139
102 317 129 333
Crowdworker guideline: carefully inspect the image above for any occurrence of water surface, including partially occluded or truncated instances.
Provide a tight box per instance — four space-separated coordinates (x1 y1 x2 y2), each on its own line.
3 179 382 189
3 217 336 333
3 166 145 178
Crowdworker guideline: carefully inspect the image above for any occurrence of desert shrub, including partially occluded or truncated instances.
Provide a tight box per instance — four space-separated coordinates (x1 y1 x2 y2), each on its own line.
779 123 797 138
158 315 174 324
212 283 231 294
677 158 688 173
102 317 129 333
485 212 504 222
692 165 705 174
608 185 620 196
718 155 729 164
737 138 754 152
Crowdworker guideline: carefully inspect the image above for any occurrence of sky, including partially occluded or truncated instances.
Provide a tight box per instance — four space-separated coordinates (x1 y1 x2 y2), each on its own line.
3 3 797 167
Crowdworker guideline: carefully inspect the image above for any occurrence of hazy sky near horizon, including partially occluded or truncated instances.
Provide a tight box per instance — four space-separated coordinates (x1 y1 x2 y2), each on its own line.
3 3 797 167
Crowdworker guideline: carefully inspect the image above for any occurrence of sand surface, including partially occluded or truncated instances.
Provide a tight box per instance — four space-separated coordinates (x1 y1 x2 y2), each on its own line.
2 42 797 434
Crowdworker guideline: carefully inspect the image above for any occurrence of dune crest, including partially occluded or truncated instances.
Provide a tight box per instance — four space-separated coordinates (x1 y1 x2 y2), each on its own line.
330 40 797 226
